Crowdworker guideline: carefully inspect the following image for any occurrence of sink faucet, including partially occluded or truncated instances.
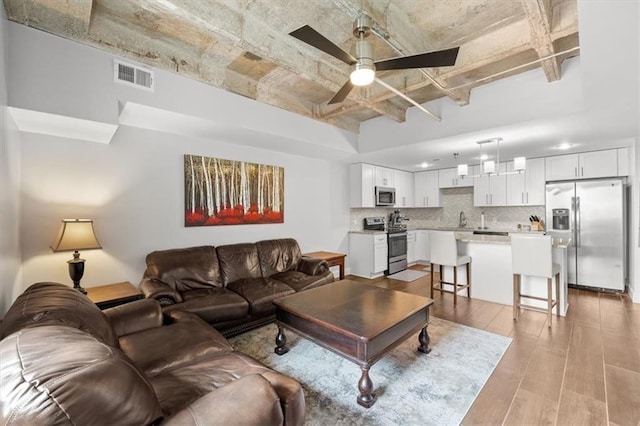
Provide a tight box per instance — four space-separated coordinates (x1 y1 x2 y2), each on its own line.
459 211 467 228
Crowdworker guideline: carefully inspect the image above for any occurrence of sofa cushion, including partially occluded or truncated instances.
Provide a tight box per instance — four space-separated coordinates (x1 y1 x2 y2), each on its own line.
272 270 333 292
118 312 233 377
227 277 295 316
0 325 162 425
144 245 223 291
0 282 118 347
217 243 263 286
256 238 302 277
162 287 249 323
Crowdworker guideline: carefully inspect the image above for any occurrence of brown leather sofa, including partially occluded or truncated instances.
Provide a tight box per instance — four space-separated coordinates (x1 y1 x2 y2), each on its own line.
140 238 334 336
0 282 305 425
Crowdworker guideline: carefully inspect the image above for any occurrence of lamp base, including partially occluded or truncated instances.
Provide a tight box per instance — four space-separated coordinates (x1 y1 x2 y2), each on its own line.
73 282 88 294
68 251 87 294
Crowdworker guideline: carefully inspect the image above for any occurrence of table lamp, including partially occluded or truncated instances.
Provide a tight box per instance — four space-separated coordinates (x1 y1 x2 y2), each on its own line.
50 219 102 294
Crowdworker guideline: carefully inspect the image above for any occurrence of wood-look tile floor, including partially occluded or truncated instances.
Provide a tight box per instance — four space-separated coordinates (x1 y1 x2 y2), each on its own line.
347 265 640 426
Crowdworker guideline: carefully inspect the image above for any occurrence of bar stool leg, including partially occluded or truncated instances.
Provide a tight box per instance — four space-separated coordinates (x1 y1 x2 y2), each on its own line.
547 277 553 327
466 262 471 298
555 273 560 316
453 266 458 306
513 274 518 320
430 263 434 299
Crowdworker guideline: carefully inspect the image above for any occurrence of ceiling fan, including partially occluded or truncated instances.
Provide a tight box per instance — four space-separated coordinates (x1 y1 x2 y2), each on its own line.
289 13 459 105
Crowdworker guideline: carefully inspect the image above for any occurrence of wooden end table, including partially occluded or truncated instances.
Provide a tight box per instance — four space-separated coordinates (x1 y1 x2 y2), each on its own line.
273 280 433 408
86 281 143 309
303 251 346 280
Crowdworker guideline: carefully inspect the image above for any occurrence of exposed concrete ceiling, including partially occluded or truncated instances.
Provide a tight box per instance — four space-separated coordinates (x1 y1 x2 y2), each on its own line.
3 0 580 134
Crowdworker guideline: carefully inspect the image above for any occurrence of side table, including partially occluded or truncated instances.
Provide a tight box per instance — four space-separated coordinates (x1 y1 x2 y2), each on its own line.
303 251 347 280
86 281 143 309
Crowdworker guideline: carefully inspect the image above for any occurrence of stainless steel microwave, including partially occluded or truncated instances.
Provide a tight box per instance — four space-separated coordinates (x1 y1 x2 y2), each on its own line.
375 186 396 206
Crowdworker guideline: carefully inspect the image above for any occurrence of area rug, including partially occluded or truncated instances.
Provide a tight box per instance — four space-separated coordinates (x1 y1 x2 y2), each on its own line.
230 318 511 426
386 269 428 282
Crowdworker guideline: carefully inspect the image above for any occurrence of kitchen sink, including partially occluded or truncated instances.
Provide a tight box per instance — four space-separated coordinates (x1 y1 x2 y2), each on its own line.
473 230 509 236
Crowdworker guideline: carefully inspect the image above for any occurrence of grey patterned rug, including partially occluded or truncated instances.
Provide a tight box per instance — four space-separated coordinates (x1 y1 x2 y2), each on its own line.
230 318 511 426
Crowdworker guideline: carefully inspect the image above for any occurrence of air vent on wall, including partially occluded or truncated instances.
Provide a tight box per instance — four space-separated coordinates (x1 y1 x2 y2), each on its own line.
114 60 154 91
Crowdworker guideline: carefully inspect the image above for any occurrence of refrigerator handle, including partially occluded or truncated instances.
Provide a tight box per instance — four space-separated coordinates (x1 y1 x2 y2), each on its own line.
571 196 578 248
575 196 581 248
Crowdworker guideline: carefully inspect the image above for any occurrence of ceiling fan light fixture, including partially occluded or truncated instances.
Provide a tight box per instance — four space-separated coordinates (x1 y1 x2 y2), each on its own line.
350 40 375 86
350 66 375 86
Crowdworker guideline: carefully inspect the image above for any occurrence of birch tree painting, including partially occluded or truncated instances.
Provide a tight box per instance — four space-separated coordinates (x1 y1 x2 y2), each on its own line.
184 154 284 226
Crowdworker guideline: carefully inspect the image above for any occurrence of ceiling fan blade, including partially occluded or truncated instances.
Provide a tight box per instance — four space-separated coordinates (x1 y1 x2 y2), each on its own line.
374 47 459 71
289 25 357 65
328 80 354 104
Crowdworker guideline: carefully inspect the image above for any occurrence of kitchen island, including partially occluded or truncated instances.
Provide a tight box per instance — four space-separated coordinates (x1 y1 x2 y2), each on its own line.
434 233 570 316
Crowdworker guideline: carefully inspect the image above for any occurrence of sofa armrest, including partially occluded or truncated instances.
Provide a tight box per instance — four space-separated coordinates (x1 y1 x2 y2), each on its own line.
103 299 163 337
162 375 284 426
139 278 183 305
297 257 330 275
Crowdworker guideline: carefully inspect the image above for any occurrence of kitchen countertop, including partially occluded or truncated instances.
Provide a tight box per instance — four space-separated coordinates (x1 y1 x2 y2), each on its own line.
348 229 571 247
349 230 386 235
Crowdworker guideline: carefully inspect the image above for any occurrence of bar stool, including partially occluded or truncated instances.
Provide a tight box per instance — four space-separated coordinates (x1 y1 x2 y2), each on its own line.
511 234 560 327
429 231 471 305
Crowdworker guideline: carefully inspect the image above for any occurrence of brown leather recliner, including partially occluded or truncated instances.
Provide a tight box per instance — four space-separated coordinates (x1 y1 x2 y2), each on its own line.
140 238 334 336
0 282 305 426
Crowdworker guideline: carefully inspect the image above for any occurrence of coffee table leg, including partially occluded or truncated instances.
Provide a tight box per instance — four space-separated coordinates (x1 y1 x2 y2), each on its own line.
357 366 377 408
274 325 289 355
417 325 431 354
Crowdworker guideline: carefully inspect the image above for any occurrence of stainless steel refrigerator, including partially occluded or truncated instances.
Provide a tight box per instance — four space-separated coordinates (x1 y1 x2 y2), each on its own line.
545 179 626 291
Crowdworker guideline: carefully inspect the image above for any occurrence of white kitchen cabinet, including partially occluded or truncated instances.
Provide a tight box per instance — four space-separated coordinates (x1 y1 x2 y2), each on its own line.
415 230 429 262
350 163 375 208
407 231 416 264
349 233 388 279
414 170 441 207
473 163 507 206
545 149 618 181
438 167 473 188
395 170 414 207
506 157 545 206
374 166 394 187
617 147 630 176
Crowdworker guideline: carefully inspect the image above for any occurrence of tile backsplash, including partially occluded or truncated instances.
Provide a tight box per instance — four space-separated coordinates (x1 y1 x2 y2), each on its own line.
351 187 545 231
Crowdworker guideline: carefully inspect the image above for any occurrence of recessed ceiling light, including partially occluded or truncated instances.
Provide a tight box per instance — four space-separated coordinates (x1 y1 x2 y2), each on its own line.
419 162 429 168
553 143 576 150
473 154 491 161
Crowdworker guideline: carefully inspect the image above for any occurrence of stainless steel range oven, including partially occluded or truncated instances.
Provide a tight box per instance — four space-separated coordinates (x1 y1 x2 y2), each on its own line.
386 228 408 275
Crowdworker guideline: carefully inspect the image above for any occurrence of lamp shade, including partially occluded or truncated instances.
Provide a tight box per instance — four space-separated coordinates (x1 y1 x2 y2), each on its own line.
50 219 102 252
457 164 468 177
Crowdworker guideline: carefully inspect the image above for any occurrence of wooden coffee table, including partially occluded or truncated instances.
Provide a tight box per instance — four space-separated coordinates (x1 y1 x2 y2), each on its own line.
273 279 433 408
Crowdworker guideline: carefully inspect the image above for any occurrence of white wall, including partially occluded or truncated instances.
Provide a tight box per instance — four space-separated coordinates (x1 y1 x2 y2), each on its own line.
0 9 22 313
19 126 350 291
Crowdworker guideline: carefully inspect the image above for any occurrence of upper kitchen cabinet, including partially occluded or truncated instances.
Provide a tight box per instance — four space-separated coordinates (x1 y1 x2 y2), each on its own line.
374 166 394 187
438 167 473 188
474 163 507 206
545 149 619 181
414 170 441 207
506 158 545 206
395 170 414 207
350 163 375 208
